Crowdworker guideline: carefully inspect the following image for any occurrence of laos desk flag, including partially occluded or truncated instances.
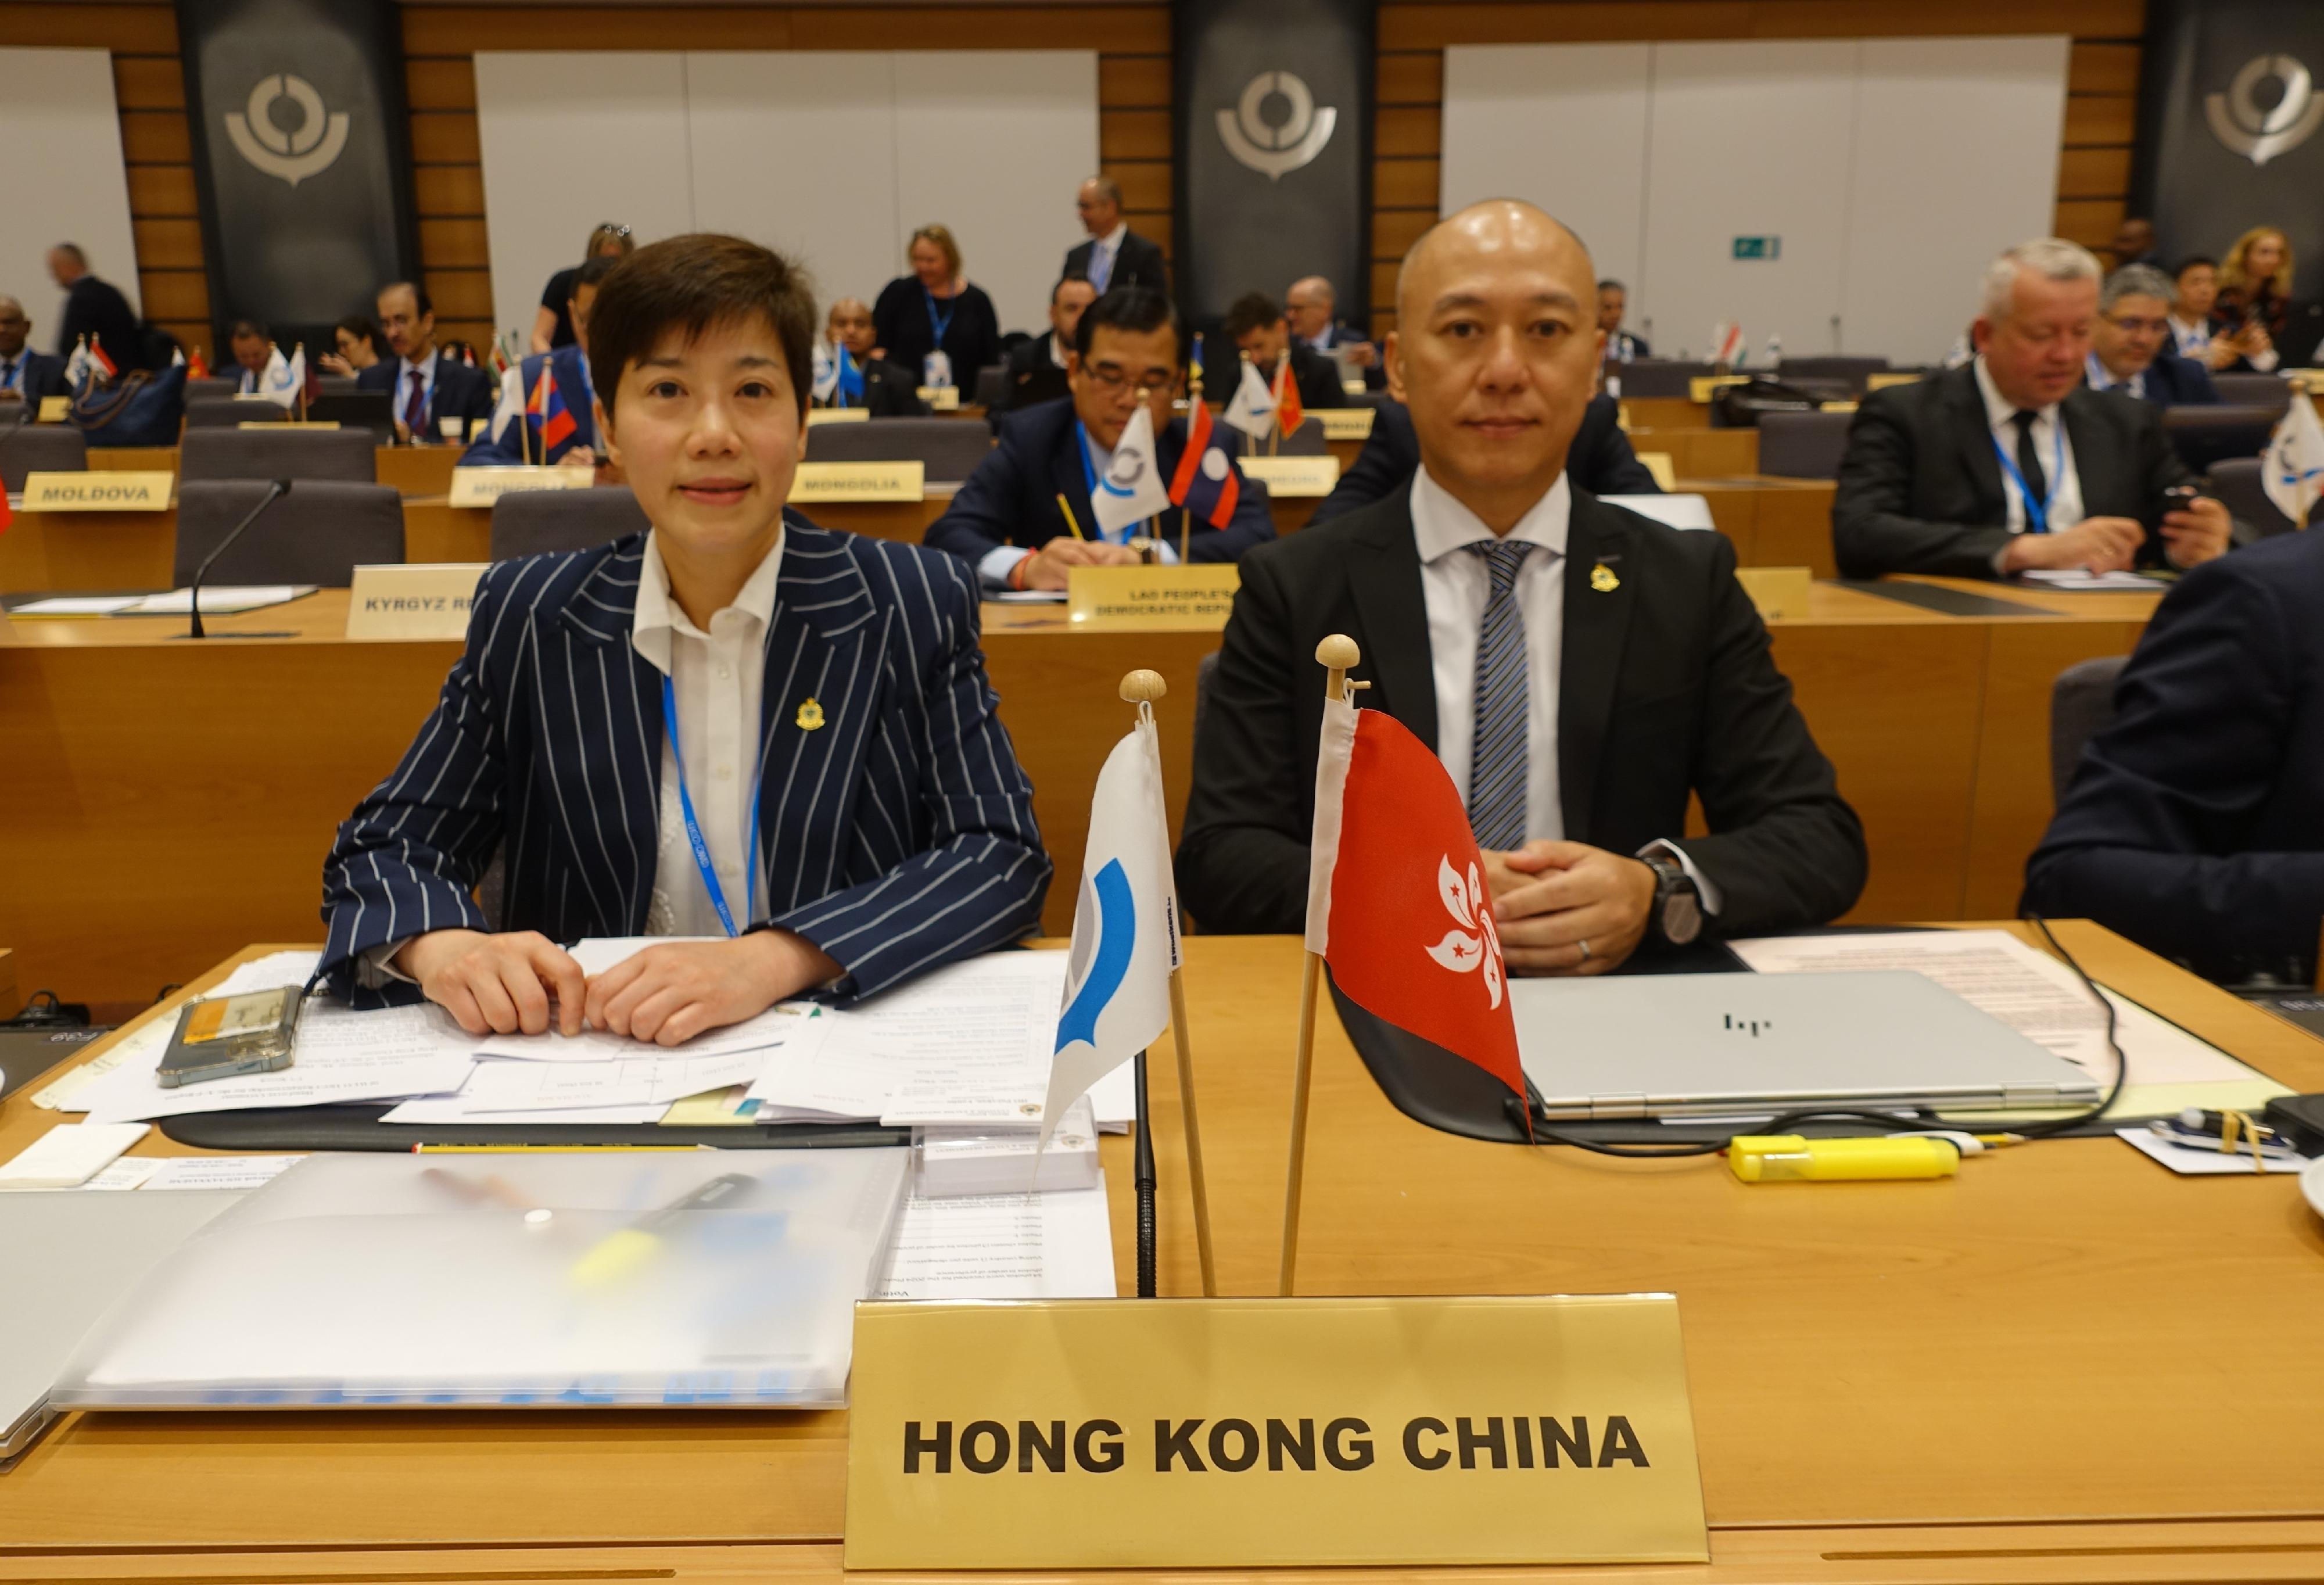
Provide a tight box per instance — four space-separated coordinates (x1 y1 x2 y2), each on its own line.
1041 707 1180 1143
1168 395 1242 528
1305 689 1526 1105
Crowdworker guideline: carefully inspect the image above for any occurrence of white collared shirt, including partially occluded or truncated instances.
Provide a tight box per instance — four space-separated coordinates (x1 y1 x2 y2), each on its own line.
2085 352 2144 401
1974 356 2085 535
1046 332 1070 369
2168 315 2210 360
632 526 785 938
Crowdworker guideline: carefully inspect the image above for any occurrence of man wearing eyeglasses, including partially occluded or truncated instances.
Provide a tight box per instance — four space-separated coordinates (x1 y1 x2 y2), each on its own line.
924 286 1276 591
2085 264 2221 411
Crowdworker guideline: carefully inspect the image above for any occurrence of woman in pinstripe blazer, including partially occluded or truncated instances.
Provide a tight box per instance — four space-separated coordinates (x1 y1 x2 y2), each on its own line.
321 236 1049 1045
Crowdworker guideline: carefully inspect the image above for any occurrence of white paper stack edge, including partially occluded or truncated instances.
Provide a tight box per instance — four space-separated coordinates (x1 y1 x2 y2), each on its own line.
915 1096 1100 1198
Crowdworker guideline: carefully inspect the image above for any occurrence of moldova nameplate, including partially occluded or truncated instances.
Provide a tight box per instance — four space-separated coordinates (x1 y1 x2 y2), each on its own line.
20 471 174 511
446 466 593 509
37 396 71 422
845 1294 1708 1569
1066 564 1240 629
791 461 925 503
1238 454 1341 496
1318 407 1376 441
345 563 488 641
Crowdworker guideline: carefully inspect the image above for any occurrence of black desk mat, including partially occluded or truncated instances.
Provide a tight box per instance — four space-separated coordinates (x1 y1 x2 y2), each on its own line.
1838 580 2058 618
162 1104 910 1152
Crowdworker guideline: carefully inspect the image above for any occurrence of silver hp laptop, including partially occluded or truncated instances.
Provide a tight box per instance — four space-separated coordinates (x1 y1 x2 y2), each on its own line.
1512 971 2100 1120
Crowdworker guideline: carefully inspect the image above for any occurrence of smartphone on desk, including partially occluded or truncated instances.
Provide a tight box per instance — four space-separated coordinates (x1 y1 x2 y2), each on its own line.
157 987 301 1087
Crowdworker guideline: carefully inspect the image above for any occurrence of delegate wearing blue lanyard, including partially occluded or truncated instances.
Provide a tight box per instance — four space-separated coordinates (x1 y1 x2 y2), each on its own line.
660 672 765 939
923 286 957 349
1990 421 2068 535
1075 420 1154 544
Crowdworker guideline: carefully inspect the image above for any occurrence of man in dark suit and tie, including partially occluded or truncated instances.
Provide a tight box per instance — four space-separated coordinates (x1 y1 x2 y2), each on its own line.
928 287 1274 591
1223 291 1348 411
47 244 142 368
2024 527 2324 985
1178 200 1864 964
816 295 926 418
321 234 1048 1039
1831 238 2233 581
1310 393 1662 525
1287 275 1383 392
356 280 495 446
1001 275 1096 413
0 296 67 403
1063 176 1168 295
2085 264 2221 410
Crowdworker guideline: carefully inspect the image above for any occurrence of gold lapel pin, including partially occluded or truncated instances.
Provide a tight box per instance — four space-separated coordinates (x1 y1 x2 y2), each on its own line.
1590 562 1620 593
795 698 825 731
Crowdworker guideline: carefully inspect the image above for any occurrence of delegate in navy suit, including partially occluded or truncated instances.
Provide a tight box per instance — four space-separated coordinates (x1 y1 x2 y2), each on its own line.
2086 347 2219 410
924 395 1274 571
461 345 597 466
357 348 496 439
319 523 1050 1005
2023 528 2324 985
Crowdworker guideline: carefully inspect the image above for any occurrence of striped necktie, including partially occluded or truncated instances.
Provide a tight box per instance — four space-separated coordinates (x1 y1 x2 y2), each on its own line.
1466 539 1534 851
404 366 428 436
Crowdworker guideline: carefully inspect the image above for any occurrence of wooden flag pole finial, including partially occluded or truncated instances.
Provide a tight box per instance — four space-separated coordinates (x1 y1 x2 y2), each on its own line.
1119 669 1166 705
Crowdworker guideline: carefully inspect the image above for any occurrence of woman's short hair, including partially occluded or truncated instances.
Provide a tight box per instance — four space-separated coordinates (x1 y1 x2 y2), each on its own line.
587 233 816 417
909 224 963 279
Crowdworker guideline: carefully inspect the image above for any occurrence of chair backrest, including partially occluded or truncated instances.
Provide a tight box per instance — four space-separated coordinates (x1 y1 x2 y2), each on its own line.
2207 456 2316 536
171 479 404 586
2209 372 2293 411
971 364 1008 411
1195 649 1220 750
182 377 239 403
1271 420 1329 457
1612 360 1698 398
180 424 376 483
2049 655 2128 802
490 484 651 561
1774 356 1890 393
1756 410 1855 479
2161 403 2280 472
0 425 89 492
182 396 284 430
803 415 992 483
314 375 362 399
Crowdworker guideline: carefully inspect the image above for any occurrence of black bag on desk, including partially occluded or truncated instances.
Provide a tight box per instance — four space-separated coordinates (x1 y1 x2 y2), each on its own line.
1711 375 1846 428
68 363 185 449
0 1027 111 1103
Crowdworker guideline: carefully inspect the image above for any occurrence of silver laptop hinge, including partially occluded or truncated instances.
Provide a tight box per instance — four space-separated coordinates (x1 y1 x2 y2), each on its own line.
1587 1093 1650 1120
1999 1082 2063 1110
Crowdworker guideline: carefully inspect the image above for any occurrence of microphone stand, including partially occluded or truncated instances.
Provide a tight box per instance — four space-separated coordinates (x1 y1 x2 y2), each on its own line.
186 478 290 639
1133 1049 1157 1298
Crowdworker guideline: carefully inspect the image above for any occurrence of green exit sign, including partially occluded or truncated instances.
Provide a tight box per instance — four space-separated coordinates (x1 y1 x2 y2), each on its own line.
1733 235 1782 260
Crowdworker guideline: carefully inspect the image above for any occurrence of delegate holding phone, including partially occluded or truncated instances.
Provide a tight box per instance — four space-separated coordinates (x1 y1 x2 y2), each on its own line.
156 986 302 1087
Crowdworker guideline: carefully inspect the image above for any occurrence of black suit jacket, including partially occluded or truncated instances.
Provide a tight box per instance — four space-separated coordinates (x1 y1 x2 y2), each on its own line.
3 349 68 401
1302 320 1385 391
2099 351 2219 410
55 275 141 365
1310 396 1660 526
1278 340 1349 411
1001 334 1072 411
1063 229 1169 295
1831 362 2196 580
357 350 497 438
924 396 1274 571
2023 528 2324 984
815 356 926 418
1176 487 1867 938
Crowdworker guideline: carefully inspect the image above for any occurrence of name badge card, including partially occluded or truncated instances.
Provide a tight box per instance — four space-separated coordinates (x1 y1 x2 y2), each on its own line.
1318 407 1376 441
446 466 593 509
805 407 871 427
344 564 488 640
37 396 71 422
845 1294 1708 1570
1067 564 1240 629
1238 454 1340 497
19 471 174 511
792 461 925 503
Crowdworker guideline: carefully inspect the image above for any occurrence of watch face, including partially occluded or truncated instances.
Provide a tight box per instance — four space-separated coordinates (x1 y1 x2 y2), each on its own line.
1662 892 1702 945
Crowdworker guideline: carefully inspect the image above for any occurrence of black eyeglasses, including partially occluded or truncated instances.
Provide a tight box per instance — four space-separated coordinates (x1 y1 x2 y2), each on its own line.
1084 364 1177 396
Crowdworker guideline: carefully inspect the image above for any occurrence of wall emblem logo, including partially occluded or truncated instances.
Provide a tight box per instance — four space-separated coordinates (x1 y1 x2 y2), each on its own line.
1218 70 1336 181
225 74 350 187
2206 53 2324 167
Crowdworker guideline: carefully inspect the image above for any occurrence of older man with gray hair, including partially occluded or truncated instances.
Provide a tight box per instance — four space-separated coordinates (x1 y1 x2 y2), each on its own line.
1064 174 1168 294
2087 263 2222 410
1832 237 2232 580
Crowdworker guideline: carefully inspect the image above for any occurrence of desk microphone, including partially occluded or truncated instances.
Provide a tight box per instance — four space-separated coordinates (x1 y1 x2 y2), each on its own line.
187 478 290 639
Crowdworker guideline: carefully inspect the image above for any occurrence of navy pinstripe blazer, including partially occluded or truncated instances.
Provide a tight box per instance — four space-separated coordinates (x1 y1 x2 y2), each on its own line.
319 520 1050 1005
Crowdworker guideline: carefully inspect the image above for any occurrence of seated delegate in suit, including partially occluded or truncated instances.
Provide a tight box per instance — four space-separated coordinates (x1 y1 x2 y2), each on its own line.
1178 201 1866 964
925 286 1275 593
227 320 270 395
1287 275 1383 392
461 255 617 467
1002 275 1097 413
357 281 496 445
1222 292 1349 411
1309 392 1660 526
815 296 924 417
1597 279 1649 362
2024 528 2324 985
1064 176 1167 295
1830 238 2233 582
320 234 1049 1039
0 296 67 402
2083 264 2220 410
871 224 1000 395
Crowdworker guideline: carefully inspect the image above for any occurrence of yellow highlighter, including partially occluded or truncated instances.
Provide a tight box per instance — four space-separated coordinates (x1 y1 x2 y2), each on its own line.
1728 1134 1961 1184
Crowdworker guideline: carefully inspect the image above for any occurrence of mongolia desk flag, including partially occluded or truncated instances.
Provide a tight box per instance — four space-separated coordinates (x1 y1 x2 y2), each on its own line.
2262 390 2324 527
532 363 576 454
1168 396 1241 528
1041 708 1179 1144
1305 690 1525 1106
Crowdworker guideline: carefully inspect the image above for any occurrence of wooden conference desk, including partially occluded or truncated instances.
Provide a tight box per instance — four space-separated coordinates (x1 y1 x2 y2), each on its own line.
0 579 2156 1004
2 923 2322 1582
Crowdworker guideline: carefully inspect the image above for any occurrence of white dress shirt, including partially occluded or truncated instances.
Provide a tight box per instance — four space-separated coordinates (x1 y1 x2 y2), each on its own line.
1974 356 2084 536
633 527 784 938
2168 315 2210 360
2084 352 2143 400
1086 223 1128 292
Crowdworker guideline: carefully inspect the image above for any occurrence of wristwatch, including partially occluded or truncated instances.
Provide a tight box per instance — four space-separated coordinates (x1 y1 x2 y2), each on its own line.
1641 852 1702 947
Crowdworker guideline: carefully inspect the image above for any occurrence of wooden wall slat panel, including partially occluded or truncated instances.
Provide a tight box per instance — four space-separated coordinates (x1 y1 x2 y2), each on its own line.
1383 4 1751 49
1098 53 1169 107
132 217 204 270
1107 162 1170 211
1376 105 1441 159
126 165 199 217
415 166 487 217
2054 197 2129 247
789 9 1167 52
2057 146 2132 199
119 110 191 164
1376 51 1443 104
418 218 492 270
1371 208 1435 258
0 3 176 51
113 55 183 110
403 8 794 52
403 7 1167 56
436 320 496 352
1749 0 2140 36
2063 94 2136 146
1375 159 1441 210
137 273 209 321
406 59 478 112
2068 41 2140 94
409 112 482 166
1100 108 1169 161
422 271 495 322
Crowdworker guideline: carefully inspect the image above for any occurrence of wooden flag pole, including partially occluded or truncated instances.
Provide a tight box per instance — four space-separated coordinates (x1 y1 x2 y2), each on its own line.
1281 632 1360 1297
295 343 306 422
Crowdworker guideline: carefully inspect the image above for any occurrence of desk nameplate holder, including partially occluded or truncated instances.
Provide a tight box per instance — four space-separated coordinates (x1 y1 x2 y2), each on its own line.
345 564 489 640
1688 374 1751 404
36 396 71 422
805 407 871 427
791 460 926 503
446 466 593 508
1318 407 1376 441
1066 563 1239 629
914 385 963 411
845 1294 1709 1569
18 471 174 511
1238 454 1340 496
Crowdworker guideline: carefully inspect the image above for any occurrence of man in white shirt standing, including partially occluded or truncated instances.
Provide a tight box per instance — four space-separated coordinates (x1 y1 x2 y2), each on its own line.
1064 175 1168 295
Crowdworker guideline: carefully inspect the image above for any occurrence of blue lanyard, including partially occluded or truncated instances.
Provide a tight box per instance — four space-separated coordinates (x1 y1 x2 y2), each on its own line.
1991 419 2067 535
1074 421 1150 544
923 286 957 346
660 672 763 938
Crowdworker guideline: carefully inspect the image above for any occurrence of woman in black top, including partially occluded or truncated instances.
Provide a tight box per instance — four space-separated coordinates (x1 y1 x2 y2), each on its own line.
2211 225 2294 373
532 223 634 352
871 224 1000 395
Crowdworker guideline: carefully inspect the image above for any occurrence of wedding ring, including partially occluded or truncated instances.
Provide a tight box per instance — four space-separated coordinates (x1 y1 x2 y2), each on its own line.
1577 938 1593 963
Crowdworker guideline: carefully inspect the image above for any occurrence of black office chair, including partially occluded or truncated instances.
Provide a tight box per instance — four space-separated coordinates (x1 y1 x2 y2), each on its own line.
971 364 1008 411
0 425 88 492
2207 456 2318 537
1193 650 1221 748
489 485 650 561
1611 360 1697 398
181 376 239 403
171 479 403 586
2049 655 2128 802
314 375 363 400
1265 419 1330 458
182 395 284 430
1755 411 1855 479
180 425 376 483
803 415 993 485
2208 373 2293 413
2161 404 2279 473
1774 356 1890 395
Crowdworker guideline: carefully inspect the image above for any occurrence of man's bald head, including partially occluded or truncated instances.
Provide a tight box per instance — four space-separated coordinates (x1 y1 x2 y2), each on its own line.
827 296 876 357
0 295 27 359
1285 276 1335 340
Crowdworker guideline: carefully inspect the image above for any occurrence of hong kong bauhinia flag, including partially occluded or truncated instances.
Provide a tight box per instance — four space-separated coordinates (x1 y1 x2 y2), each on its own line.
1304 691 1525 1101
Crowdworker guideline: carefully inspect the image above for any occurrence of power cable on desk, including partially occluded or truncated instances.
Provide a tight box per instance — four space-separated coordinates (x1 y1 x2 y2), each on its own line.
1502 915 2128 1159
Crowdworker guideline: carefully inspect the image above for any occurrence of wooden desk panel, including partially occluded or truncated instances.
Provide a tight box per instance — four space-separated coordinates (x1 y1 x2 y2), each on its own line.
0 946 16 1020
85 446 178 473
374 445 459 497
1631 426 1757 478
0 509 177 593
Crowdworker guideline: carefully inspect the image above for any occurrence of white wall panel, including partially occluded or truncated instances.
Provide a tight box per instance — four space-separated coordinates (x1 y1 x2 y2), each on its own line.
0 48 140 347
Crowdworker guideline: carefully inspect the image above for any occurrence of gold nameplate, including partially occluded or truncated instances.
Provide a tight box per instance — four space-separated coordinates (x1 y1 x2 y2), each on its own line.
344 563 488 641
1735 565 1813 620
845 1295 1708 1569
1636 450 1677 491
1318 407 1376 441
1821 399 1859 413
1237 454 1340 496
37 396 71 422
915 385 963 410
1687 374 1751 403
805 407 871 426
238 419 339 429
1866 371 1923 392
446 465 593 509
1066 562 1240 629
791 461 925 503
19 471 174 511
